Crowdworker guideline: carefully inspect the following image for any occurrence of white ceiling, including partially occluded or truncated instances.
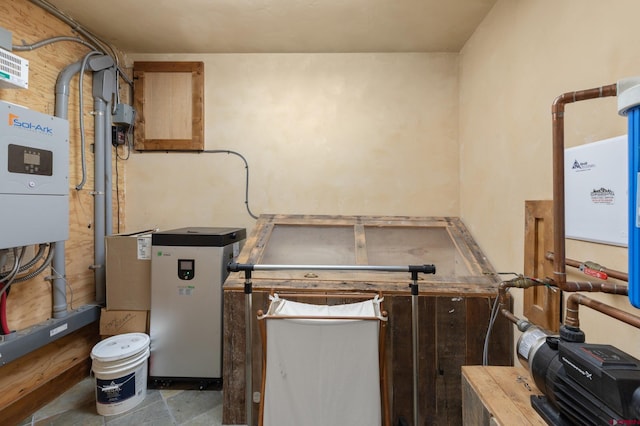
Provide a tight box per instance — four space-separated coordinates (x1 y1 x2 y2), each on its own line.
44 0 497 54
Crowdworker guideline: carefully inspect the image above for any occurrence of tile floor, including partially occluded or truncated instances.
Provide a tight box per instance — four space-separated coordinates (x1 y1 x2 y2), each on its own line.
18 377 223 426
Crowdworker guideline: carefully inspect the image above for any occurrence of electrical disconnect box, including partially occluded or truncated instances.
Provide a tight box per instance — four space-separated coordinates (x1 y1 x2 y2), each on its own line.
112 103 135 146
113 103 135 126
0 101 69 249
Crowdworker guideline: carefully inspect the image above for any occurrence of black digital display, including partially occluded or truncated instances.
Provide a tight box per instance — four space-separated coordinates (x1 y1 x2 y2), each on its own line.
24 151 40 166
8 144 52 176
178 259 195 280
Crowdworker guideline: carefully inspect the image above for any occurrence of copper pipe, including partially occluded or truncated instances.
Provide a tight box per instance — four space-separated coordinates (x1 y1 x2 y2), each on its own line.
500 308 520 325
551 84 618 289
498 277 549 325
546 251 628 282
497 281 516 323
560 280 628 295
565 293 640 329
498 278 533 310
498 274 627 329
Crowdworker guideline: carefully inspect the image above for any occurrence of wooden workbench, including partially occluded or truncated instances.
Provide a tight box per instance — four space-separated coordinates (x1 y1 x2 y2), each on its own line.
462 366 547 425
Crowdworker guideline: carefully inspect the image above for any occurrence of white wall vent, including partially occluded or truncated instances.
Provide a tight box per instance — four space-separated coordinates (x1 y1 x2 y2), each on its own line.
0 47 28 89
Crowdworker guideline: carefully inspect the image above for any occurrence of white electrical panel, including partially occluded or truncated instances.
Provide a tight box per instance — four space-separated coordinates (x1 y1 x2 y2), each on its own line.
0 101 69 249
0 47 29 89
565 135 628 247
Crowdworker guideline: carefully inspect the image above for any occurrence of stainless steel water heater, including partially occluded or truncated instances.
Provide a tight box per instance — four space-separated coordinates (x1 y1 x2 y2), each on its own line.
149 227 245 384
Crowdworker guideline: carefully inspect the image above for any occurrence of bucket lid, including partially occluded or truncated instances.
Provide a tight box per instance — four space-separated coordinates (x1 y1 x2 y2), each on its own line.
91 333 150 362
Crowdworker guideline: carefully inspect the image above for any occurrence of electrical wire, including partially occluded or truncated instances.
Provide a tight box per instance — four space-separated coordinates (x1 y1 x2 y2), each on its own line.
0 248 26 292
115 152 121 233
483 289 506 365
0 248 27 334
49 266 74 310
1 291 10 335
158 149 258 219
482 272 521 366
0 245 53 288
13 36 96 51
115 109 135 162
73 190 92 229
28 0 133 87
0 244 46 280
3 248 21 283
12 244 54 284
201 150 259 219
18 244 47 271
114 111 136 232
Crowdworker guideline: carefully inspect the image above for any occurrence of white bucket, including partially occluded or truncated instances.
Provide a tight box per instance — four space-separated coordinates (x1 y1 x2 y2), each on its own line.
91 332 150 416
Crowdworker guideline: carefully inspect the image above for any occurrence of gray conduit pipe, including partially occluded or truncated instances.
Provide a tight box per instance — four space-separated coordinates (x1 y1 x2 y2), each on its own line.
92 67 117 304
55 56 114 314
93 96 107 304
105 100 113 237
52 61 84 318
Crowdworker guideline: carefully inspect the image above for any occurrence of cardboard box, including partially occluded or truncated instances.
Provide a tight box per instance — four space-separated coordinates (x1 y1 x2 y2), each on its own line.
106 231 153 310
99 309 148 336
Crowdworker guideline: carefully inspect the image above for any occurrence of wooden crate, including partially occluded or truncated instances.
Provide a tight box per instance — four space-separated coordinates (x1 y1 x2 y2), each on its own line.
222 215 513 425
462 366 546 425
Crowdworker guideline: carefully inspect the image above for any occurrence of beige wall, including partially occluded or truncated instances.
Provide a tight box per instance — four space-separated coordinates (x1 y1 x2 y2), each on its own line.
125 1 640 358
124 53 459 234
460 0 640 356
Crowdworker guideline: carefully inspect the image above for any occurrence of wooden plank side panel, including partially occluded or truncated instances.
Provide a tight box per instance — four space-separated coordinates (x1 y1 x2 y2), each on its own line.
390 295 416 424
434 296 466 425
449 217 500 278
466 294 513 367
0 323 99 422
354 224 369 265
489 295 515 366
462 366 519 424
2 360 91 426
462 366 547 426
462 370 491 426
523 200 561 331
222 290 269 425
390 296 439 425
465 297 492 366
485 367 543 424
222 291 246 424
227 276 499 297
418 296 437 426
265 214 452 228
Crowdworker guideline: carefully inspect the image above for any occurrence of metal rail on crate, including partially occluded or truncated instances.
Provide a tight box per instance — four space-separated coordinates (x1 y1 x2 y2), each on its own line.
227 262 436 426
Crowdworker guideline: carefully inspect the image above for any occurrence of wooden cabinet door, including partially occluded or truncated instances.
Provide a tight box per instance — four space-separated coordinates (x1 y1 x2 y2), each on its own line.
133 61 204 151
523 200 561 331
